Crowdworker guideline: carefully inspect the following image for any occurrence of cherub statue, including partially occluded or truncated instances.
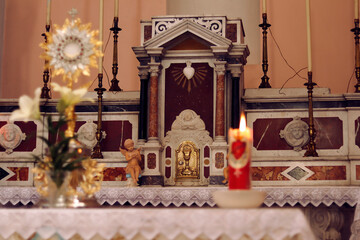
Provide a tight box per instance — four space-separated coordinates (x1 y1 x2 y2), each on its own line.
119 139 142 185
222 166 229 184
222 154 229 185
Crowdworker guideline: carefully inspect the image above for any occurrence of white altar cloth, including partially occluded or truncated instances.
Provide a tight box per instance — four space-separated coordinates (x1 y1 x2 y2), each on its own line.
0 208 315 240
0 186 359 207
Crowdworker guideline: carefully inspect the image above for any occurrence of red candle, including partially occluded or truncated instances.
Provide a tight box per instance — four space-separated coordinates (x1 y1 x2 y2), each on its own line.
228 114 252 190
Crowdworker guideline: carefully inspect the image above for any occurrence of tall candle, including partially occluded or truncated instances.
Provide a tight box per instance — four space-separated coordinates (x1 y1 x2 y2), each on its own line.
99 0 104 73
263 0 266 14
306 0 312 72
114 0 119 18
46 0 51 25
228 114 252 190
356 0 359 19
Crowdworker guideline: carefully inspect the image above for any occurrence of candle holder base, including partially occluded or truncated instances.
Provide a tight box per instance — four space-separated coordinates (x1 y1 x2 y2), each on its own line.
355 82 360 93
351 19 360 93
109 79 122 91
212 190 265 208
259 76 271 88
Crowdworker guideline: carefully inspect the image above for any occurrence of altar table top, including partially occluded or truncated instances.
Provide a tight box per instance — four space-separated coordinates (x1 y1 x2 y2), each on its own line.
0 208 315 240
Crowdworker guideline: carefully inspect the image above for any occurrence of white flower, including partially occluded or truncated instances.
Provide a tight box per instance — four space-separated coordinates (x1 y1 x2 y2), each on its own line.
51 82 93 113
10 88 41 122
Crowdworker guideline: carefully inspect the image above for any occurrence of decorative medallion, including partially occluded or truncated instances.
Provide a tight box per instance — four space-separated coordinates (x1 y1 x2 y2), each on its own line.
171 62 207 93
77 121 106 150
0 123 26 154
41 17 102 82
280 117 309 151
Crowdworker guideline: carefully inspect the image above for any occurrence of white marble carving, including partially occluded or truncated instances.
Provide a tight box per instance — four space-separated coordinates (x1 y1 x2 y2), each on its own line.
163 109 213 186
280 116 309 151
77 121 106 150
306 206 344 240
0 123 26 154
153 16 225 37
183 61 195 80
171 109 206 131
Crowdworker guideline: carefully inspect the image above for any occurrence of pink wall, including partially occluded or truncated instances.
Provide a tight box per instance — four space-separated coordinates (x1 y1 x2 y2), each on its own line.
245 0 354 93
0 0 356 98
0 0 166 98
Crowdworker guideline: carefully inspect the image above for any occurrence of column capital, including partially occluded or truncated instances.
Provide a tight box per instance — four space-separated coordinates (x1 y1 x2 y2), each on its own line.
227 64 243 78
214 61 227 76
138 66 149 80
148 63 161 77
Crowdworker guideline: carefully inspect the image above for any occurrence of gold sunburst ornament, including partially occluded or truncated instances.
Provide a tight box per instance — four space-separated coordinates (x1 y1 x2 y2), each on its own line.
41 18 102 83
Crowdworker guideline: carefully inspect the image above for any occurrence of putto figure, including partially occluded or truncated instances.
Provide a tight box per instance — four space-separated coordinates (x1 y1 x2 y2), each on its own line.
119 139 142 185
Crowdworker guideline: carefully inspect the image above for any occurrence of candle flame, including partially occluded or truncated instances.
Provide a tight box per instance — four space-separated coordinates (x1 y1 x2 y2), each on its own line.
239 113 246 132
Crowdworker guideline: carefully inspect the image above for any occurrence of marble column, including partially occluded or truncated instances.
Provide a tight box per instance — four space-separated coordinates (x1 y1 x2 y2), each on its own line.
138 66 149 143
228 64 243 129
148 63 161 141
214 61 227 141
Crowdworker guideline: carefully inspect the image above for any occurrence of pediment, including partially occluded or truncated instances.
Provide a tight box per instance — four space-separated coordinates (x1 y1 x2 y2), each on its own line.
143 19 232 50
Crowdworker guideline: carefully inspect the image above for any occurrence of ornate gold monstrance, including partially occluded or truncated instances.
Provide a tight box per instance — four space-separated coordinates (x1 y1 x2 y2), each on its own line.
36 15 104 205
176 141 200 179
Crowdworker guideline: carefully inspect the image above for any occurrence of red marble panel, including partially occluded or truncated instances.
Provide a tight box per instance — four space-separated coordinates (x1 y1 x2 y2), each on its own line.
140 154 145 170
0 121 37 152
168 38 210 50
7 167 29 181
165 63 213 137
204 166 210 178
215 152 224 169
143 25 152 42
49 120 132 152
48 121 84 144
166 146 171 158
102 167 126 181
354 117 360 148
165 166 171 178
204 146 210 158
147 153 156 169
251 167 290 181
312 117 343 149
149 75 159 138
226 23 237 42
215 74 225 137
253 117 343 150
305 166 346 180
104 120 132 151
356 165 360 180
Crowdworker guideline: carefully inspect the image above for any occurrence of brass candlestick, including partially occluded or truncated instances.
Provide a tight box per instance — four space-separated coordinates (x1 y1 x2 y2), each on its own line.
91 73 106 159
259 13 271 88
41 24 51 99
352 19 360 92
304 71 318 157
109 17 122 91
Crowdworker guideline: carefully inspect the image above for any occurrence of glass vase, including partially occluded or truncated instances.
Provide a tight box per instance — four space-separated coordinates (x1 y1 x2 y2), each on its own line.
42 171 70 208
